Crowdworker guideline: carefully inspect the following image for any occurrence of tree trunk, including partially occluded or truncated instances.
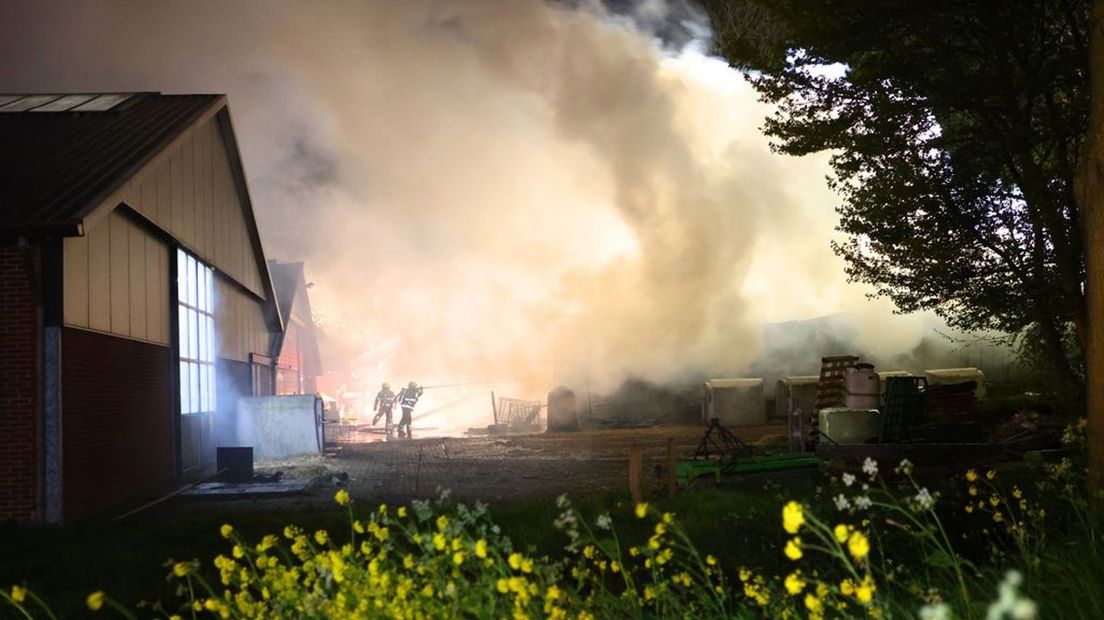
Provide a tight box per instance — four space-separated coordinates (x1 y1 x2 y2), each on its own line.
1035 311 1083 400
1073 0 1104 494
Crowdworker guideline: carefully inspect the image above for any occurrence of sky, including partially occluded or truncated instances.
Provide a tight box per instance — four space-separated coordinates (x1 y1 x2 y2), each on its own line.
0 0 942 428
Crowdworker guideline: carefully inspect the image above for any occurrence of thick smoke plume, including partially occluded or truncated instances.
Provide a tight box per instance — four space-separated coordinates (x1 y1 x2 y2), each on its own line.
0 0 945 429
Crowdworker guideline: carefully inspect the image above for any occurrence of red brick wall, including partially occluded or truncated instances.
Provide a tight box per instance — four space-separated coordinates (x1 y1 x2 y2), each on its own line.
0 246 39 522
62 327 173 519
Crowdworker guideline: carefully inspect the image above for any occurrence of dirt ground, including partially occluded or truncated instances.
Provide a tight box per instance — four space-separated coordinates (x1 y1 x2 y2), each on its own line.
229 424 788 507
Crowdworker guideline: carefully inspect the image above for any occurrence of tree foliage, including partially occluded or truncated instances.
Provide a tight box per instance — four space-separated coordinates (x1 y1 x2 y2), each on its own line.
703 0 1091 388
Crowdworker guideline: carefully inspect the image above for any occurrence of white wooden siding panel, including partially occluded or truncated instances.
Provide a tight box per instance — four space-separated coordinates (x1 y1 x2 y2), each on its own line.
108 212 130 335
87 216 111 332
63 234 89 327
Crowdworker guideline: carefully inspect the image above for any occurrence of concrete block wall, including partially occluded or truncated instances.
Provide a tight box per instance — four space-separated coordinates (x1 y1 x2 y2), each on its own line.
0 245 39 522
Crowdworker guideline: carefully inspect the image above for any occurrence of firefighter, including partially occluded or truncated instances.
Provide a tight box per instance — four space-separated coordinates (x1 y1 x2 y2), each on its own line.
372 382 396 434
395 380 423 438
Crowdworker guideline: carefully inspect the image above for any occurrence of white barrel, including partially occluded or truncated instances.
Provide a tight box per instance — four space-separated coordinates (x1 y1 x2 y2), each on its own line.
845 363 879 409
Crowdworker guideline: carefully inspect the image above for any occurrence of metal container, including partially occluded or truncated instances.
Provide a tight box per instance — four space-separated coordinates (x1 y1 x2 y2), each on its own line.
924 368 986 398
876 370 913 397
776 375 819 418
546 386 579 432
819 407 881 444
703 378 766 426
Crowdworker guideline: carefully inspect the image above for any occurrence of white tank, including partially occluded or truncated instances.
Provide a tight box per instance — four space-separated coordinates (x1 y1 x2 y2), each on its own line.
844 363 880 409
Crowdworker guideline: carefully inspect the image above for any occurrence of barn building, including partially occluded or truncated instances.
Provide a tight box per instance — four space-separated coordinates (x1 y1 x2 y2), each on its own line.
269 260 323 396
0 92 282 523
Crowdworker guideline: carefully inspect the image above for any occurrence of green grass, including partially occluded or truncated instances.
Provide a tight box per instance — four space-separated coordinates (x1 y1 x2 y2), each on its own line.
0 502 346 618
0 479 812 617
1 470 1100 618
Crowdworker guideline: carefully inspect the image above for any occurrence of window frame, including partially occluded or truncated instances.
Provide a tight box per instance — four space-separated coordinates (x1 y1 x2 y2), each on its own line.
177 249 217 416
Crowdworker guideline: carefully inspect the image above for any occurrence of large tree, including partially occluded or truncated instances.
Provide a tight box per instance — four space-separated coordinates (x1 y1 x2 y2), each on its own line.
704 0 1104 487
705 0 1090 393
1074 0 1104 493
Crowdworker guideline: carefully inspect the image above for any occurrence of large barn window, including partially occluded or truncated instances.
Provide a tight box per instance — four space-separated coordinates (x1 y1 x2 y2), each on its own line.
177 249 216 415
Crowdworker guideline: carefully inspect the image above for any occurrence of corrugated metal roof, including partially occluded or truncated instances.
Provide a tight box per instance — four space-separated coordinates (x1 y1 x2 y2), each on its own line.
0 92 221 232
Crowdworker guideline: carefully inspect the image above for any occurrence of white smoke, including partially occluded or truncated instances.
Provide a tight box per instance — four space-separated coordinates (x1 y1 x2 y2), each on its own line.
0 0 955 431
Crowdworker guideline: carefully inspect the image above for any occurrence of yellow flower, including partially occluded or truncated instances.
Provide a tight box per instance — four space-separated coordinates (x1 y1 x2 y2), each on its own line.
314 530 329 545
990 495 1000 507
397 506 407 518
86 591 105 611
855 576 876 603
993 512 1004 523
172 562 190 577
232 545 245 559
436 515 449 531
965 505 974 514
635 503 649 519
334 489 351 506
433 533 447 551
452 551 465 565
644 586 656 601
784 571 806 595
834 524 850 543
840 579 855 596
220 524 234 539
782 501 805 534
986 469 996 480
546 584 561 601
662 512 674 524
969 486 978 496
966 469 978 482
497 579 509 593
1012 487 1023 499
739 567 752 582
11 586 26 603
475 539 488 559
784 537 803 560
508 553 523 570
848 531 870 561
706 554 717 566
805 593 823 613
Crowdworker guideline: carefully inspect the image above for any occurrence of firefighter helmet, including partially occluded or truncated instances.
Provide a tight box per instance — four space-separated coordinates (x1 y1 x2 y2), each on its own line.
382 382 390 390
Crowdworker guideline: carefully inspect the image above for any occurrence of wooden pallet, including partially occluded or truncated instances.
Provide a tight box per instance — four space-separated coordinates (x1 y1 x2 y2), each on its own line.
808 355 859 448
